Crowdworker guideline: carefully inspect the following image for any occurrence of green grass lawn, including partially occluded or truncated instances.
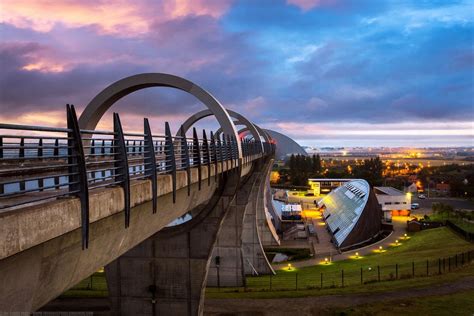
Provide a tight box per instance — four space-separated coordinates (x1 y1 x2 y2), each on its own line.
427 213 474 234
210 227 474 293
330 288 474 316
205 264 474 299
62 227 474 299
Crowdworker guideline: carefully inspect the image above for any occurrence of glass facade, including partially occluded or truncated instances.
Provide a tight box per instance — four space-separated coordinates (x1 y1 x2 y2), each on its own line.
321 180 370 247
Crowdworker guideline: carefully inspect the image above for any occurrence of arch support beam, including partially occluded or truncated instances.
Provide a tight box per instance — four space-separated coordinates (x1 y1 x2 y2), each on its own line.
178 108 264 153
78 73 241 158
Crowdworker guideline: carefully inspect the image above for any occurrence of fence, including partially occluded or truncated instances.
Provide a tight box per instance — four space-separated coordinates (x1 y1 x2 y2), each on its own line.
208 249 474 293
446 220 474 242
0 105 274 249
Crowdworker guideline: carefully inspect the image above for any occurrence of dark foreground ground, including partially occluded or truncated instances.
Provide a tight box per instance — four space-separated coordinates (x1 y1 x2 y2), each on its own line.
40 275 474 315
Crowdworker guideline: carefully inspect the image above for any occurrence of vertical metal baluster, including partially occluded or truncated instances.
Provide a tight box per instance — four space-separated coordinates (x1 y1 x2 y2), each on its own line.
202 130 211 186
192 128 201 190
38 138 44 191
19 137 25 191
91 139 95 155
53 138 60 187
144 118 157 213
113 112 130 228
67 104 89 249
179 125 191 196
227 135 233 169
221 135 228 172
0 136 3 194
216 135 223 176
164 122 177 203
210 131 218 181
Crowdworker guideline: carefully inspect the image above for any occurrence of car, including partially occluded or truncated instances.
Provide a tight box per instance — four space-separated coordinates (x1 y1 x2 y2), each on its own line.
418 194 426 199
411 203 420 210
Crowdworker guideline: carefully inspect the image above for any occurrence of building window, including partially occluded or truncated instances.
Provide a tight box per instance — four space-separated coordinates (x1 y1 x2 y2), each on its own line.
385 202 392 205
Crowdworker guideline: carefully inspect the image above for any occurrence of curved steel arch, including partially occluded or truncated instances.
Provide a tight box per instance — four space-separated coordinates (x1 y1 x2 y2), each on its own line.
217 123 272 143
179 109 264 153
78 73 242 158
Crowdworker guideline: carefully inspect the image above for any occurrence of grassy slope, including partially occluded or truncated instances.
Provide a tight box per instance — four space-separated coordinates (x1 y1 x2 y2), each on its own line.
330 289 474 316
62 227 473 299
207 227 474 296
205 264 474 299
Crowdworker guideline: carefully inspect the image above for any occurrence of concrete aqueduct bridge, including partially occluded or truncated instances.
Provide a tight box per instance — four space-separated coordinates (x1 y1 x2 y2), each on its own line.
0 73 279 315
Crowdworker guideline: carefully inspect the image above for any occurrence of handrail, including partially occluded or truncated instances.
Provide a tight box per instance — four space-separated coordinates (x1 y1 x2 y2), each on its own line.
0 106 275 250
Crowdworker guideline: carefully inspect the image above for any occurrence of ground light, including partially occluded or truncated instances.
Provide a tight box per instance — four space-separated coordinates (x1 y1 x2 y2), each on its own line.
401 233 411 240
374 245 387 253
282 263 298 272
349 252 363 260
319 257 334 265
391 239 402 247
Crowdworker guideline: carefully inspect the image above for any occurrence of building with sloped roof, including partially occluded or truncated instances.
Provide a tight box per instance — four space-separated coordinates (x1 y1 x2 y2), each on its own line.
320 179 382 250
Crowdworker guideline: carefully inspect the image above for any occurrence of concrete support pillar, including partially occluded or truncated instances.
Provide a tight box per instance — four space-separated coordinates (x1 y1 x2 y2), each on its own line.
206 170 259 287
106 171 241 316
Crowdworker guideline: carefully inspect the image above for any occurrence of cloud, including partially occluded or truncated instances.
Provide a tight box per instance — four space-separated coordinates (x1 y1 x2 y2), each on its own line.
1 0 233 35
0 0 472 147
286 0 336 11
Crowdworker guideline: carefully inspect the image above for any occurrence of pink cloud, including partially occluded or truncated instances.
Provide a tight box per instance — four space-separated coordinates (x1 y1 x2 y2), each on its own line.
286 0 337 11
1 0 233 36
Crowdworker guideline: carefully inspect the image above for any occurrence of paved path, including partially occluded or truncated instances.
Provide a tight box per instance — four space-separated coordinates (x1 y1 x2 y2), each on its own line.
204 275 474 315
274 216 407 269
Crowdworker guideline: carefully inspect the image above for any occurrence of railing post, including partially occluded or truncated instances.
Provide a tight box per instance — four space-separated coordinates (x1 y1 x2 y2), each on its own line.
232 135 240 168
165 122 176 204
269 274 272 291
54 138 60 187
225 135 232 169
395 263 398 279
179 125 191 196
360 267 363 284
202 130 211 186
0 137 2 194
38 138 44 191
320 272 323 289
113 112 131 228
412 261 415 278
210 131 218 181
377 265 380 282
341 269 344 287
192 127 201 190
19 137 25 191
221 134 228 172
144 118 157 213
295 273 298 290
66 104 89 249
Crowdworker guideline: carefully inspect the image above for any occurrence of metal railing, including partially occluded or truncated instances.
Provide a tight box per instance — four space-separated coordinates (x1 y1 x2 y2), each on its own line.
0 105 275 249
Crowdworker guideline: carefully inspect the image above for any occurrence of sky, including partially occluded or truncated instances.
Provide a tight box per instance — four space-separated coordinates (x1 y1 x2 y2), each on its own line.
0 0 473 147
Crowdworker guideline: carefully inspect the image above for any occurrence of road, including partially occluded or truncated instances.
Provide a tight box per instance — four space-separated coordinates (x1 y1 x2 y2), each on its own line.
411 197 474 217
